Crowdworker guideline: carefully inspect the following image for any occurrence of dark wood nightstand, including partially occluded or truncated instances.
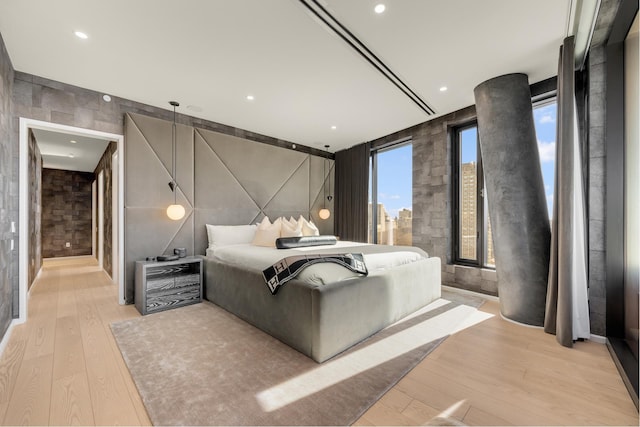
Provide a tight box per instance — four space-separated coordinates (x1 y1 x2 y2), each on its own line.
135 256 202 315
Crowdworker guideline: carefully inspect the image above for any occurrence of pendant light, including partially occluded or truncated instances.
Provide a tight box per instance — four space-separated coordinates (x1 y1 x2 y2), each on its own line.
166 101 185 220
319 145 332 220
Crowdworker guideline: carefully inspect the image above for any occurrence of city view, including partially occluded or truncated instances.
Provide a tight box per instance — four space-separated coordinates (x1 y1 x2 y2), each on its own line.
367 102 556 265
368 203 412 246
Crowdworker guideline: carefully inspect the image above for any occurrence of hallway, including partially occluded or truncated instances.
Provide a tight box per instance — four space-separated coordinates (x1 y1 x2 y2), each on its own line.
0 258 150 425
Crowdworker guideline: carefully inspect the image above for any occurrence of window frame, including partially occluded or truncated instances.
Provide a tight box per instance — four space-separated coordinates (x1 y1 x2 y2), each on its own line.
451 121 490 268
369 138 412 245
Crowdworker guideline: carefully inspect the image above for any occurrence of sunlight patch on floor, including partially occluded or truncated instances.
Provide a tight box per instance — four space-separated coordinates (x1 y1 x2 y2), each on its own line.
255 300 493 412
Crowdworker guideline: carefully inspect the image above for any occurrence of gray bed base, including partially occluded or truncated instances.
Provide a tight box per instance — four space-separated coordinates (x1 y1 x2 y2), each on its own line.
202 256 441 363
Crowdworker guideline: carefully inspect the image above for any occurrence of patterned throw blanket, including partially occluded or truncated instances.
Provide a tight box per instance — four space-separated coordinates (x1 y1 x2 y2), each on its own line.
262 253 368 295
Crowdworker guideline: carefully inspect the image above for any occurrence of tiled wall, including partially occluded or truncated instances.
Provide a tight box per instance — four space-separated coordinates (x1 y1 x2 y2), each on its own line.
41 169 94 258
367 106 499 297
28 130 41 288
94 141 117 277
0 33 15 334
10 71 326 316
584 0 623 336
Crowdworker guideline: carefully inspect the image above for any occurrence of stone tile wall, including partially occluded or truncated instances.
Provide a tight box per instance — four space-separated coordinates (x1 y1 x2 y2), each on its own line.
41 169 94 258
0 33 14 335
368 105 499 296
585 0 622 336
587 45 607 336
94 142 117 278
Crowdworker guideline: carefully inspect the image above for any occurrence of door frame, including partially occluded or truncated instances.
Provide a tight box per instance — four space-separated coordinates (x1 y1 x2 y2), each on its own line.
97 170 104 270
112 150 119 286
19 118 126 323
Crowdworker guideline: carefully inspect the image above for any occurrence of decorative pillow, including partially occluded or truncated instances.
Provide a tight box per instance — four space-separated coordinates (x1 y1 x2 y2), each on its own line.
298 215 320 236
252 217 282 247
276 235 337 249
281 218 303 238
206 224 257 248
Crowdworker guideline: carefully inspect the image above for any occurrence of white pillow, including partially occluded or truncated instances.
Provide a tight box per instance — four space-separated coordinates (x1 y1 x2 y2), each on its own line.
206 224 257 248
281 218 303 237
298 215 320 236
252 217 282 247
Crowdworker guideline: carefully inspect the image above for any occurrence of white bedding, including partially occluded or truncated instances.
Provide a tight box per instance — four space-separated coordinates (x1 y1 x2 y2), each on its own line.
205 241 425 286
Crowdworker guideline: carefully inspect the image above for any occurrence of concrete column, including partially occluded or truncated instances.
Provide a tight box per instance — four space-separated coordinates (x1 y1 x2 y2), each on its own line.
474 73 551 326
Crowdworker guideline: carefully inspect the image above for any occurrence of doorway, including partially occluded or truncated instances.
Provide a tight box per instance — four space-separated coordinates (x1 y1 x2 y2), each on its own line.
19 118 125 323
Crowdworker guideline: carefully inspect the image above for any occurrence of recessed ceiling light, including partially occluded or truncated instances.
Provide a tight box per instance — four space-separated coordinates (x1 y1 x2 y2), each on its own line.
102 94 111 102
246 95 255 101
374 4 386 14
439 86 448 92
74 31 88 39
68 153 75 158
331 125 337 130
70 140 77 144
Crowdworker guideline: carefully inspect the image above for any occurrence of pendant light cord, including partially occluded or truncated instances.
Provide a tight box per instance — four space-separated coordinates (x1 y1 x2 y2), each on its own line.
172 106 177 204
169 101 180 203
322 152 326 209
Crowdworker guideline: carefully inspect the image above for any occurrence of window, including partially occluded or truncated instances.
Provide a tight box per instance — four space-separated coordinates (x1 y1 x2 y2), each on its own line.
453 99 556 268
453 124 493 266
368 141 412 245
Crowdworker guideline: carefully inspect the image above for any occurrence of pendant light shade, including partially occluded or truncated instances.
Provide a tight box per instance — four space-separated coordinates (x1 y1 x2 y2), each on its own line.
319 208 330 220
319 145 331 220
166 204 186 220
167 101 185 221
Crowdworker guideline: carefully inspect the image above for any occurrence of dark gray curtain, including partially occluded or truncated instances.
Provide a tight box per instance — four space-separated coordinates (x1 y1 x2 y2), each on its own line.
544 36 590 346
335 143 370 242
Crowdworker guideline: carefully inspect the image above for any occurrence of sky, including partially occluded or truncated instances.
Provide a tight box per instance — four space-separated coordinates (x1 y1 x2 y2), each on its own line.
372 143 412 219
372 102 557 220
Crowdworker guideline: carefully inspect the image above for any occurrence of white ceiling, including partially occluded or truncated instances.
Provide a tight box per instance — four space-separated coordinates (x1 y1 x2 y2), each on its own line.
0 0 573 152
32 128 111 172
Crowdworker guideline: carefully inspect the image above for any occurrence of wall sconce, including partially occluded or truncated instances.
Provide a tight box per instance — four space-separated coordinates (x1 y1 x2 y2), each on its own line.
319 145 332 220
167 101 185 221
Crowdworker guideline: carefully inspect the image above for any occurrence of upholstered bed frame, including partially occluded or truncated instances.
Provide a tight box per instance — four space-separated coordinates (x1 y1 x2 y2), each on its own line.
202 253 441 363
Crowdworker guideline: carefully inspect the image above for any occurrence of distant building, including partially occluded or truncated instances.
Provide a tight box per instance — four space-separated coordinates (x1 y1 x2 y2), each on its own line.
460 162 477 259
368 203 412 246
397 208 412 245
460 161 495 265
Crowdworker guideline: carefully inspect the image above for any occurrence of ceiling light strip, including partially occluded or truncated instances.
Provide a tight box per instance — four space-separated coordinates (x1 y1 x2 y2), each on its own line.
298 0 436 116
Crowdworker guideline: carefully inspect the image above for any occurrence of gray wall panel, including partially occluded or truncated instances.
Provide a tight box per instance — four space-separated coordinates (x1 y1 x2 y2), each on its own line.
196 128 308 209
193 132 260 210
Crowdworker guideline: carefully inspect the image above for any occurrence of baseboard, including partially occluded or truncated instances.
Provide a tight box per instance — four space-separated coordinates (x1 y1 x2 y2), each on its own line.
589 333 607 344
606 337 639 410
42 255 94 261
441 284 499 302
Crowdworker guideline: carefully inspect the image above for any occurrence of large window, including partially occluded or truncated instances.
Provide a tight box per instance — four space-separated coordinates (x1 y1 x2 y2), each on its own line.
368 141 412 245
453 100 556 267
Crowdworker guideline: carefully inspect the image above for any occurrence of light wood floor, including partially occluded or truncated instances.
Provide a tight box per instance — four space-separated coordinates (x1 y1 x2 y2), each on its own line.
356 297 639 426
0 259 637 426
0 258 150 425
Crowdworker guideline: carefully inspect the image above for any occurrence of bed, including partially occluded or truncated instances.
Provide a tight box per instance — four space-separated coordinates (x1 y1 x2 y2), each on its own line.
202 239 441 363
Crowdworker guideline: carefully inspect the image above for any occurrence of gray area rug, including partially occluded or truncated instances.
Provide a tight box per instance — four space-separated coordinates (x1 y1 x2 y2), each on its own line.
111 292 485 426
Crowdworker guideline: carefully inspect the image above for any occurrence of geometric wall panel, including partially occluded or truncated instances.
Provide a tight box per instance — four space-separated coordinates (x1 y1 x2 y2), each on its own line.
124 113 334 303
196 128 307 209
